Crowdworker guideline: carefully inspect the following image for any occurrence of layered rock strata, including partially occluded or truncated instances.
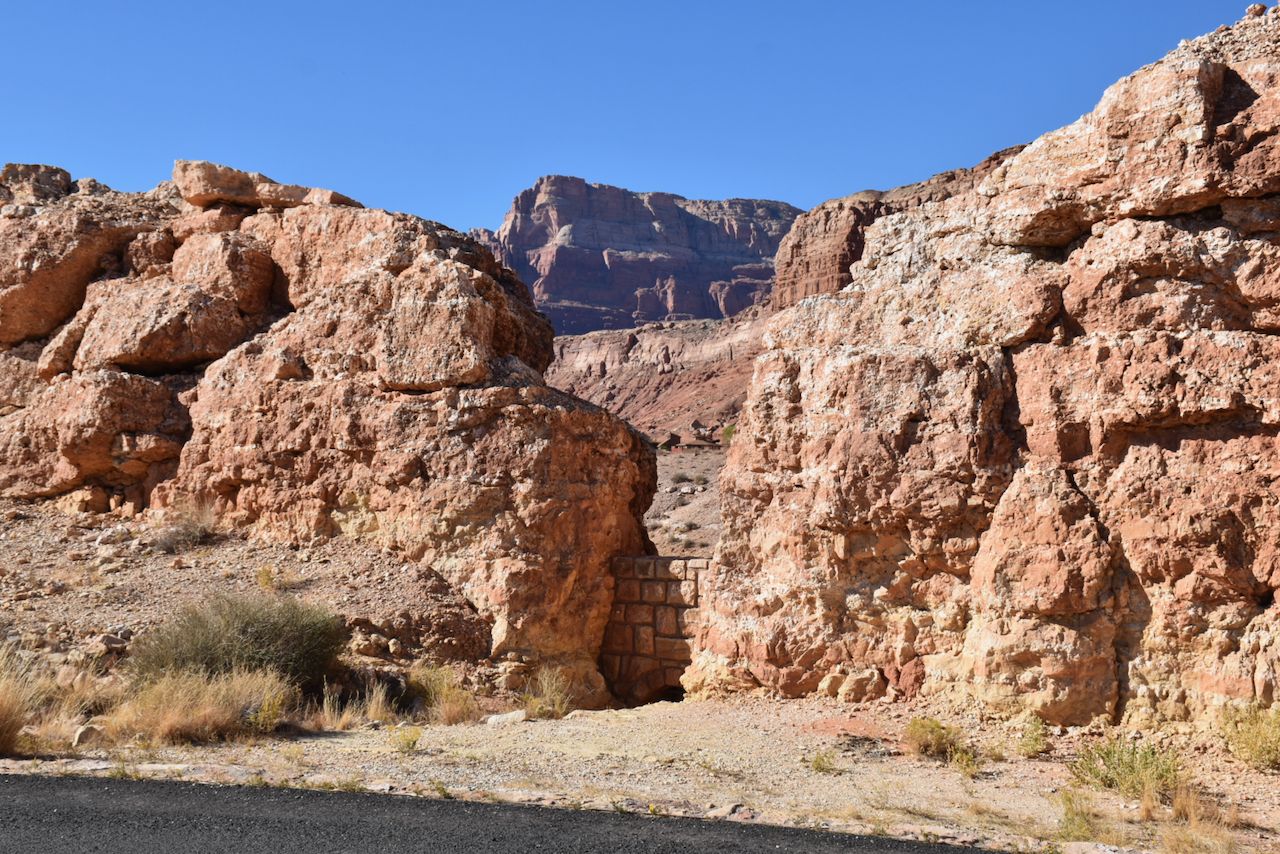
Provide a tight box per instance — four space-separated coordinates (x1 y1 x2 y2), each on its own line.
0 161 655 696
689 10 1280 725
545 307 768 440
473 176 801 334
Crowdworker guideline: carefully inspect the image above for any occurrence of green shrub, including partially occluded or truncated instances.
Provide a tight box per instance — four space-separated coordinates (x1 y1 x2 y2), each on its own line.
1018 715 1050 758
672 472 691 484
1221 705 1280 770
721 425 736 445
1070 737 1182 800
129 594 348 690
904 717 963 758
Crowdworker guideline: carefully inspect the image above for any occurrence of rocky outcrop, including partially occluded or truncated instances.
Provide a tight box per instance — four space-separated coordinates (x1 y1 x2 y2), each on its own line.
0 161 655 698
771 148 1023 311
472 176 801 334
545 307 769 440
689 10 1280 725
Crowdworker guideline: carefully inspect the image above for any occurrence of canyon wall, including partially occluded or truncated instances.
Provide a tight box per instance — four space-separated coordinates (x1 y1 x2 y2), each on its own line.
689 10 1280 725
472 175 800 334
545 307 768 440
0 161 655 698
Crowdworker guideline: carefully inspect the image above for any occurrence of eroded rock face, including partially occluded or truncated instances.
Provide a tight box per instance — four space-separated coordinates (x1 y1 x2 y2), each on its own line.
0 161 655 696
472 176 801 334
545 307 769 440
690 12 1280 725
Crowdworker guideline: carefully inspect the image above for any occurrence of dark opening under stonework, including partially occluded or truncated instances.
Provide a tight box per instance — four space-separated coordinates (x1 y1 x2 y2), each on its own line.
600 556 706 706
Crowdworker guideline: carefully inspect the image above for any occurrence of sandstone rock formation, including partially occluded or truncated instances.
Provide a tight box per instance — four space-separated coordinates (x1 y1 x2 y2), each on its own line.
472 176 801 334
545 307 768 440
771 148 1022 311
0 161 655 698
689 10 1280 725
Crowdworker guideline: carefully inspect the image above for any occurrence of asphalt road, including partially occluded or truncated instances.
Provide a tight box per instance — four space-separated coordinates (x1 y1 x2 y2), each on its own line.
0 774 981 854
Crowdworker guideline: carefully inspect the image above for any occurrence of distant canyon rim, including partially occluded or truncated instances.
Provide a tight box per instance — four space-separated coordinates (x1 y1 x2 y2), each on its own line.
4 8 1280 728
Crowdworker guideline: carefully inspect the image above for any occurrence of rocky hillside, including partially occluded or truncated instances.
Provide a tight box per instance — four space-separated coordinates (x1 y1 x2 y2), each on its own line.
688 7 1280 726
472 176 800 334
0 161 655 701
545 308 768 441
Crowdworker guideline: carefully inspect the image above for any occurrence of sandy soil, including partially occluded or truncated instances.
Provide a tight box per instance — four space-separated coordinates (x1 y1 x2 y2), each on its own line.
644 445 723 557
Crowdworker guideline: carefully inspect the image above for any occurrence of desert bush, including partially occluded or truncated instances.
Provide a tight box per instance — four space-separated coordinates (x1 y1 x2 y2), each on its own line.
107 670 295 744
672 472 691 484
720 424 736 445
1162 786 1239 854
903 717 963 758
522 666 573 720
1018 715 1050 758
129 594 347 690
809 749 837 774
1220 704 1280 770
405 663 482 725
1070 737 1182 800
0 645 38 755
256 564 303 593
152 501 216 554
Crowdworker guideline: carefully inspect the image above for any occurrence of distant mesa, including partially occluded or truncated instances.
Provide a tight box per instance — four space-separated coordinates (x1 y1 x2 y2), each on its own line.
471 175 801 335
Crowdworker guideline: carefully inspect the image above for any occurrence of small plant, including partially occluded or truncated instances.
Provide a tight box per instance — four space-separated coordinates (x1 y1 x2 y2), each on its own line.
1018 715 1050 758
522 666 574 720
721 424 736 445
256 564 303 592
949 744 982 779
129 594 348 690
1162 786 1239 854
693 475 709 486
152 501 216 554
390 725 422 754
672 472 692 484
1070 737 1182 801
0 644 38 756
1220 704 1280 770
430 779 453 799
809 749 838 774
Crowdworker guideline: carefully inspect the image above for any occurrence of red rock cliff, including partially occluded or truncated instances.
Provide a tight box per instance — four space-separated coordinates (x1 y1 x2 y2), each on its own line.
690 10 1280 726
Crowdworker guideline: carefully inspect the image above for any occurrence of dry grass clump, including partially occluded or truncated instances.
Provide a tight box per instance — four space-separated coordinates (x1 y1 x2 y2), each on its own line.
256 564 304 593
1220 704 1280 770
809 749 837 774
1070 737 1183 800
152 501 217 554
106 670 295 744
129 594 347 689
521 667 574 720
1160 786 1239 854
0 644 39 755
406 663 482 725
903 716 981 776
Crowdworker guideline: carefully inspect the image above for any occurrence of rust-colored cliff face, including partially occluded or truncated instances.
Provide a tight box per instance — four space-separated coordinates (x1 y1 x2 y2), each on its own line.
0 161 655 699
689 11 1280 725
473 176 800 334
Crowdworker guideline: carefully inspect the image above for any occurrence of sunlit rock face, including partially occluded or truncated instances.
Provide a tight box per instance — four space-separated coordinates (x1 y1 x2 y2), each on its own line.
689 12 1280 725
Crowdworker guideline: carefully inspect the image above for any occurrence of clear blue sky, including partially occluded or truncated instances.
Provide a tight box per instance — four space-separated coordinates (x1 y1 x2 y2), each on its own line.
3 1 1248 231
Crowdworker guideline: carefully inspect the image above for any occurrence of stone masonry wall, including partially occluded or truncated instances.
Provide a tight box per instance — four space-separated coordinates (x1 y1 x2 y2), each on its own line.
600 557 705 704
